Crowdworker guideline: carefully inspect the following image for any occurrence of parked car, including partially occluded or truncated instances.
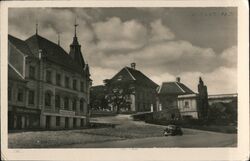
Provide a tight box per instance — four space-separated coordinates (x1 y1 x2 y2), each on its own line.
163 125 183 136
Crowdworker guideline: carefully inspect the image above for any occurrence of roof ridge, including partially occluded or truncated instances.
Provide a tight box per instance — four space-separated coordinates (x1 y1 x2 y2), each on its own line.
158 84 163 93
9 41 27 57
125 67 136 80
174 82 185 93
9 64 25 80
26 34 66 52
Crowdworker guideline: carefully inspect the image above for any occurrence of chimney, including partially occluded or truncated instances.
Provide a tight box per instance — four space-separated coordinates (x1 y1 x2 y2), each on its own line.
176 77 180 83
131 62 136 69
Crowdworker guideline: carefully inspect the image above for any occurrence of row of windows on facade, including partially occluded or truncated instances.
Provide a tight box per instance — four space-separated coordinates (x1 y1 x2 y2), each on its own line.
8 88 86 112
55 116 85 127
29 66 85 91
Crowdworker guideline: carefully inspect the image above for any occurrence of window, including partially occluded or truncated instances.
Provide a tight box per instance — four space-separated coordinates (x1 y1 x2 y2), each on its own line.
8 86 12 101
73 118 77 128
56 73 61 86
55 95 60 109
80 82 84 91
72 99 77 111
64 97 69 110
28 90 35 105
80 119 84 127
73 79 77 90
80 99 84 112
56 116 60 126
29 66 35 79
45 92 51 107
17 88 23 102
184 101 189 108
65 76 69 88
46 70 52 83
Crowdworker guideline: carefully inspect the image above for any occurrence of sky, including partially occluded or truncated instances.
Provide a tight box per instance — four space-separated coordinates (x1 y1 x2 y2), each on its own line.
8 7 237 94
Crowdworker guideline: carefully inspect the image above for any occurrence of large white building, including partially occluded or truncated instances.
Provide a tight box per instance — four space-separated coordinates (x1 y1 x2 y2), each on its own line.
8 24 91 130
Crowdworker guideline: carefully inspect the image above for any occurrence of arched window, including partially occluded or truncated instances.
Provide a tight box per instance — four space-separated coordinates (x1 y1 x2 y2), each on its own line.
80 98 84 112
55 95 60 109
45 91 52 107
64 97 69 110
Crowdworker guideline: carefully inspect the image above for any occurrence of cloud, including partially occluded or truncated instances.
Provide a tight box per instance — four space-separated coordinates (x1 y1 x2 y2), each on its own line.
93 17 147 51
220 45 237 67
179 66 237 94
150 19 175 41
149 66 237 95
90 67 117 86
8 8 237 95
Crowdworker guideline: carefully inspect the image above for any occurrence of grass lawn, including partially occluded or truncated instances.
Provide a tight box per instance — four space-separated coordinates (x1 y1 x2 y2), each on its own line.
8 130 124 148
8 124 165 148
79 124 166 139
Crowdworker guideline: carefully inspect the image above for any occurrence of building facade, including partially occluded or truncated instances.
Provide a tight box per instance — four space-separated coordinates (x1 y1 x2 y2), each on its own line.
8 27 91 130
104 63 158 113
177 94 199 119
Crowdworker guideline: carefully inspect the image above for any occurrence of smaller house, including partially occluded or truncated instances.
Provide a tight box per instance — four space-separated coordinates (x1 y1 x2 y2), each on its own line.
156 77 195 120
157 77 195 111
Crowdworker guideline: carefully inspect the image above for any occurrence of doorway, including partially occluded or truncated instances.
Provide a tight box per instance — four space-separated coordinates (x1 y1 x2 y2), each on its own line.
45 116 51 129
65 117 69 129
73 118 77 128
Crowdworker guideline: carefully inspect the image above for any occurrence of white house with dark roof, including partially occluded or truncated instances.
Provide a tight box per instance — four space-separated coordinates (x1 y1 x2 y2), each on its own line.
104 63 159 113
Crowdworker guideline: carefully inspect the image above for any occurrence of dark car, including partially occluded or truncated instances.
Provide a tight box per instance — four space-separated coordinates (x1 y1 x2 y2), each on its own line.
163 125 183 136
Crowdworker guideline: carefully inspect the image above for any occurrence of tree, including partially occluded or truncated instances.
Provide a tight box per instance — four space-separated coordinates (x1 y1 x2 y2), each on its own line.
90 86 109 111
105 80 134 114
198 77 209 119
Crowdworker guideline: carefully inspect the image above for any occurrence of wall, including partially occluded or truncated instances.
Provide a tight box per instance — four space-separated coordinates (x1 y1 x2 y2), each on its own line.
178 97 199 119
157 94 178 111
135 85 157 112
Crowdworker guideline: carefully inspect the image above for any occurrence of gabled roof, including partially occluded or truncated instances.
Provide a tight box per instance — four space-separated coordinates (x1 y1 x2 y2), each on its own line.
158 82 194 95
25 34 85 74
8 35 32 56
109 66 158 88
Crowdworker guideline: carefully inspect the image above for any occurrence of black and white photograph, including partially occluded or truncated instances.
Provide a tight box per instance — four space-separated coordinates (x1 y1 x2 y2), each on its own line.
1 0 249 161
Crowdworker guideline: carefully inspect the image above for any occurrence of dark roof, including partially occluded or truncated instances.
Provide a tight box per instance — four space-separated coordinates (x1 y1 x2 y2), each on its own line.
158 82 194 95
109 67 158 88
25 34 85 74
8 35 32 56
8 65 26 82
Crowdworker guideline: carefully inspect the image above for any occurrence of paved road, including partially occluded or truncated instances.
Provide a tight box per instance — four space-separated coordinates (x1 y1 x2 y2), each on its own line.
65 115 237 148
69 134 236 148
